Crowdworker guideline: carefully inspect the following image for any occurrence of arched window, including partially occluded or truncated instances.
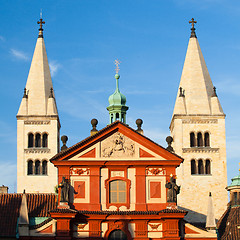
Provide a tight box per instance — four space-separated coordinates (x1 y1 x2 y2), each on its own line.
197 132 203 147
191 159 196 174
109 180 126 203
42 160 47 175
198 159 204 174
190 132 195 147
204 132 210 147
35 160 40 175
27 160 33 175
35 133 41 148
42 133 48 148
28 133 34 148
108 230 127 240
205 159 211 174
233 192 238 205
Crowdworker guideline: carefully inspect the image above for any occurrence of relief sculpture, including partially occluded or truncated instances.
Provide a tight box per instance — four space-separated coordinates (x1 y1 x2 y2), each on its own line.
102 132 135 158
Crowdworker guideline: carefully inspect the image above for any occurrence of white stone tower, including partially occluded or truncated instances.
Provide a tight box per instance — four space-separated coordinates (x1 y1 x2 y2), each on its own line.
170 19 228 223
16 18 60 193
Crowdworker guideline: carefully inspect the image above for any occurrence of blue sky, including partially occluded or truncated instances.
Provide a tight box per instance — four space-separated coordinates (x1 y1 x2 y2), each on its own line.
1 0 240 192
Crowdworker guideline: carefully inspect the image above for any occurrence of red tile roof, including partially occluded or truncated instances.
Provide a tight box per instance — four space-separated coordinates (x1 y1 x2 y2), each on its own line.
0 193 56 237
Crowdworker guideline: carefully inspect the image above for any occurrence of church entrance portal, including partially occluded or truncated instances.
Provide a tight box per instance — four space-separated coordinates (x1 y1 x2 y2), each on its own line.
108 230 128 240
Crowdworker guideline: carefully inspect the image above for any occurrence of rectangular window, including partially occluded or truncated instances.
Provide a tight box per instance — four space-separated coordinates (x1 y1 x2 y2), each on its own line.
109 180 126 203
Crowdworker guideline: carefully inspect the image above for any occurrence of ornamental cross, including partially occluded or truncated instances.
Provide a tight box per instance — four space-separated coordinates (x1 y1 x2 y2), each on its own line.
115 59 121 74
37 18 45 30
189 18 197 29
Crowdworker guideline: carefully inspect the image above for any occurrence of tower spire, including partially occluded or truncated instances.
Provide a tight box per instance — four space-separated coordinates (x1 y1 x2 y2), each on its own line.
171 19 224 116
107 59 128 124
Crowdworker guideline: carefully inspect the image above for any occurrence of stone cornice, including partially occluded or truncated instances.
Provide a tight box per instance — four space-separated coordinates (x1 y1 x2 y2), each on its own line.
182 119 218 124
24 148 51 154
24 120 50 125
182 147 219 153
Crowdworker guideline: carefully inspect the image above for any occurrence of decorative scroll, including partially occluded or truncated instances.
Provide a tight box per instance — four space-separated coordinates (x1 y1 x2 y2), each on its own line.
77 224 87 230
24 120 50 125
146 168 166 176
70 168 90 176
102 132 135 158
149 223 161 230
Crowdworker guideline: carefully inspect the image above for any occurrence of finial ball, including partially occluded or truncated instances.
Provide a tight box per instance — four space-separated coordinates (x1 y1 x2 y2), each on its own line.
61 135 68 144
136 119 143 126
91 118 98 127
166 136 173 144
115 73 120 79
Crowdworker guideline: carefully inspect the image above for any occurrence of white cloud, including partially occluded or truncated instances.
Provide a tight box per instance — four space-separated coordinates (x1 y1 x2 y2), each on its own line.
10 48 29 61
49 61 61 77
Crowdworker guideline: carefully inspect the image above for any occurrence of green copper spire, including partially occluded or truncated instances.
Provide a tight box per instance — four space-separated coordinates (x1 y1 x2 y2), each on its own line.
107 60 128 124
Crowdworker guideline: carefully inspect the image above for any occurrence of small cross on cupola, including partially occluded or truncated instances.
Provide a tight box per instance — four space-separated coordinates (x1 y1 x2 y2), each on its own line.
189 18 197 38
37 17 45 38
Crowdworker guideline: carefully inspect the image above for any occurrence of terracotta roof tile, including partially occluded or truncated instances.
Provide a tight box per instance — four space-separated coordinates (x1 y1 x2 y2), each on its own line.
78 209 186 215
0 193 56 237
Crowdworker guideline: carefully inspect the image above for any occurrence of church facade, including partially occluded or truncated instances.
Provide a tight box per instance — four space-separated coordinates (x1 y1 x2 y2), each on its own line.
12 17 229 239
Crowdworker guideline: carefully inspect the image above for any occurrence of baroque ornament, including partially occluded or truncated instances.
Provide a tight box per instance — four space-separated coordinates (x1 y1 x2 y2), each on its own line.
146 167 166 176
70 168 90 176
102 132 135 158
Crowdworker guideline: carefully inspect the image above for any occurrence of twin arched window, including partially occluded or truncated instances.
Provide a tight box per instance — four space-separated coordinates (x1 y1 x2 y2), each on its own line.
191 159 211 175
190 132 210 147
28 133 48 148
27 160 48 175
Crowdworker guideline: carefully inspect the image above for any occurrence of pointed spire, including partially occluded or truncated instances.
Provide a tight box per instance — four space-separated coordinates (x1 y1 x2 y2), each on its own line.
206 192 216 233
172 20 224 117
18 190 29 236
17 18 58 116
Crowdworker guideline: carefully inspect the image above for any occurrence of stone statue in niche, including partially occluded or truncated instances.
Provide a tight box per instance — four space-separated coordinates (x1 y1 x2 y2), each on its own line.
165 175 180 203
58 176 70 202
102 132 135 158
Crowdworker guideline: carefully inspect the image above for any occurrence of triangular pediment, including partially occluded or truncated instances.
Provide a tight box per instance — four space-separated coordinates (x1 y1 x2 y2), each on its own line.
51 121 183 163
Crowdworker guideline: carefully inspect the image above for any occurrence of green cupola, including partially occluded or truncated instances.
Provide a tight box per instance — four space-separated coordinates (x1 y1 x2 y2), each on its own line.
226 165 240 206
107 72 128 124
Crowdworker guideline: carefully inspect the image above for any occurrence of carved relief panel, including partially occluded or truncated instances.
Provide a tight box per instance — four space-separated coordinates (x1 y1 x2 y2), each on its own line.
101 132 135 158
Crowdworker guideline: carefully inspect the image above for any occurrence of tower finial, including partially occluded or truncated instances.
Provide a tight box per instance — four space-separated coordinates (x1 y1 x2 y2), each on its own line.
115 59 121 74
37 16 45 38
189 18 197 38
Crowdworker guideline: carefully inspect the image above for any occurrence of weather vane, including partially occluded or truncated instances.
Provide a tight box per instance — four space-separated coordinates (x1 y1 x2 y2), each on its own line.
115 59 121 74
